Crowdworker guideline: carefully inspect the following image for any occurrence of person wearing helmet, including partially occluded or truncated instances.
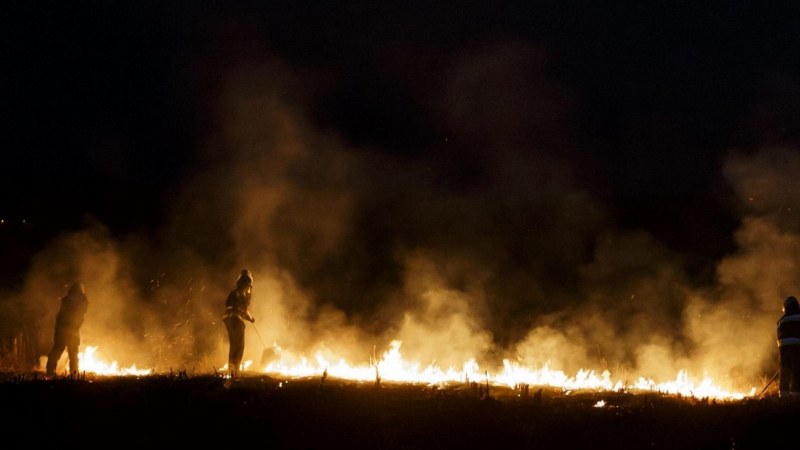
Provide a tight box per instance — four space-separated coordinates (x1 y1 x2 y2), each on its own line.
777 295 800 397
46 282 89 377
222 269 255 378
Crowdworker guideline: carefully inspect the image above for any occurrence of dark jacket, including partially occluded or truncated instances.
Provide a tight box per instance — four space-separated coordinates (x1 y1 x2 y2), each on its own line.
778 310 800 347
55 289 88 335
223 287 253 323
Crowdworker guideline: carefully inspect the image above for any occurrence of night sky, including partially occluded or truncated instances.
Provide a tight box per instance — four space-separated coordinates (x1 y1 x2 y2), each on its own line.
3 0 800 355
5 3 797 238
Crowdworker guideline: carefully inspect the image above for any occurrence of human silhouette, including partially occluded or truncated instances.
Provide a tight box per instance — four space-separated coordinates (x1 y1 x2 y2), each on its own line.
222 269 254 377
777 295 800 397
46 282 88 376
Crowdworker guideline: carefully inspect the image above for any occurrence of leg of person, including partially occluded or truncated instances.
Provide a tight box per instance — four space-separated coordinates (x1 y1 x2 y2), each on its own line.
790 346 800 397
780 346 794 397
66 339 80 376
224 317 235 374
235 320 245 368
224 317 244 376
46 346 64 376
46 333 67 376
231 320 245 375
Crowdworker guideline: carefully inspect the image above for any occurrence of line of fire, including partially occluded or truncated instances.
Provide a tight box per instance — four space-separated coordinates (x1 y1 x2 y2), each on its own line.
0 264 776 402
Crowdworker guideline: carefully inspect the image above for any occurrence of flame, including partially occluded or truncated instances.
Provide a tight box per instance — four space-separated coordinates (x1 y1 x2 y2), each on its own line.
77 346 151 376
630 370 756 400
221 360 254 374
68 341 755 400
260 340 754 400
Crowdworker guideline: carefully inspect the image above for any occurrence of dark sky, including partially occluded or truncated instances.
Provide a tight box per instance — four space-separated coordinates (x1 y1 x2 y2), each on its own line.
2 1 800 288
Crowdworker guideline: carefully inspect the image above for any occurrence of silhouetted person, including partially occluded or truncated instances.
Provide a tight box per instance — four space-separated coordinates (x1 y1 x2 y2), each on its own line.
223 269 254 377
46 282 88 376
778 295 800 397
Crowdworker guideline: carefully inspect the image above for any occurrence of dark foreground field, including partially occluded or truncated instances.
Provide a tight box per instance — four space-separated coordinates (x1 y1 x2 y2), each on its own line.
0 372 796 450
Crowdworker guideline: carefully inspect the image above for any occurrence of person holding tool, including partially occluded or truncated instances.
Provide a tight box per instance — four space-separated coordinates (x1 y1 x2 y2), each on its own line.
223 269 255 378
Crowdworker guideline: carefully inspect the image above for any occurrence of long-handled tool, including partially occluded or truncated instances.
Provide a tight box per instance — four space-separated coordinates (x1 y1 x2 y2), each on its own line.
249 321 278 367
759 370 780 397
249 320 268 350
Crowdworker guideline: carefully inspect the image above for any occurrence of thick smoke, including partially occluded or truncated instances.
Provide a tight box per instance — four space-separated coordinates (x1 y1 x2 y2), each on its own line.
19 219 149 370
9 39 797 393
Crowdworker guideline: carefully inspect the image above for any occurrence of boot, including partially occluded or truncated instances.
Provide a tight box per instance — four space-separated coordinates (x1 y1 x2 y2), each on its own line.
45 359 57 377
229 361 238 379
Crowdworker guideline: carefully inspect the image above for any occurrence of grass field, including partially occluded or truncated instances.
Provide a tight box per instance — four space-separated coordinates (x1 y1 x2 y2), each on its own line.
1 372 796 449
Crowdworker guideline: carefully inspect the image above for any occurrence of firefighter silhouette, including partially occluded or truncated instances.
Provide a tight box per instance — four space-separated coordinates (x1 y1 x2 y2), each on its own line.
46 282 88 376
222 269 254 377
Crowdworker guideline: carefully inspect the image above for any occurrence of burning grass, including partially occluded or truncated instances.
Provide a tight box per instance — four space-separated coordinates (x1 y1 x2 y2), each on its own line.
0 371 796 450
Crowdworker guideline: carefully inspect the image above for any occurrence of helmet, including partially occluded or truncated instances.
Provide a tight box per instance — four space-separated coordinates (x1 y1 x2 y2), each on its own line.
68 282 85 296
784 296 799 314
236 269 253 288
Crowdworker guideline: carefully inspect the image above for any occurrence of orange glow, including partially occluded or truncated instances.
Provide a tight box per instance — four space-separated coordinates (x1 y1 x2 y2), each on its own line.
79 346 151 376
69 341 755 400
43 345 151 376
259 340 754 400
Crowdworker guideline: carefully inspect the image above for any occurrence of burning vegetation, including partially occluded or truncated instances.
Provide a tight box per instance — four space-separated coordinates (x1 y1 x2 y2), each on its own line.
1 55 799 410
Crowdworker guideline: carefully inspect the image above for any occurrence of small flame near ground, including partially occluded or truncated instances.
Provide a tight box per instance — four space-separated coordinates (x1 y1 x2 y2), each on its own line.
38 340 757 400
40 346 151 376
